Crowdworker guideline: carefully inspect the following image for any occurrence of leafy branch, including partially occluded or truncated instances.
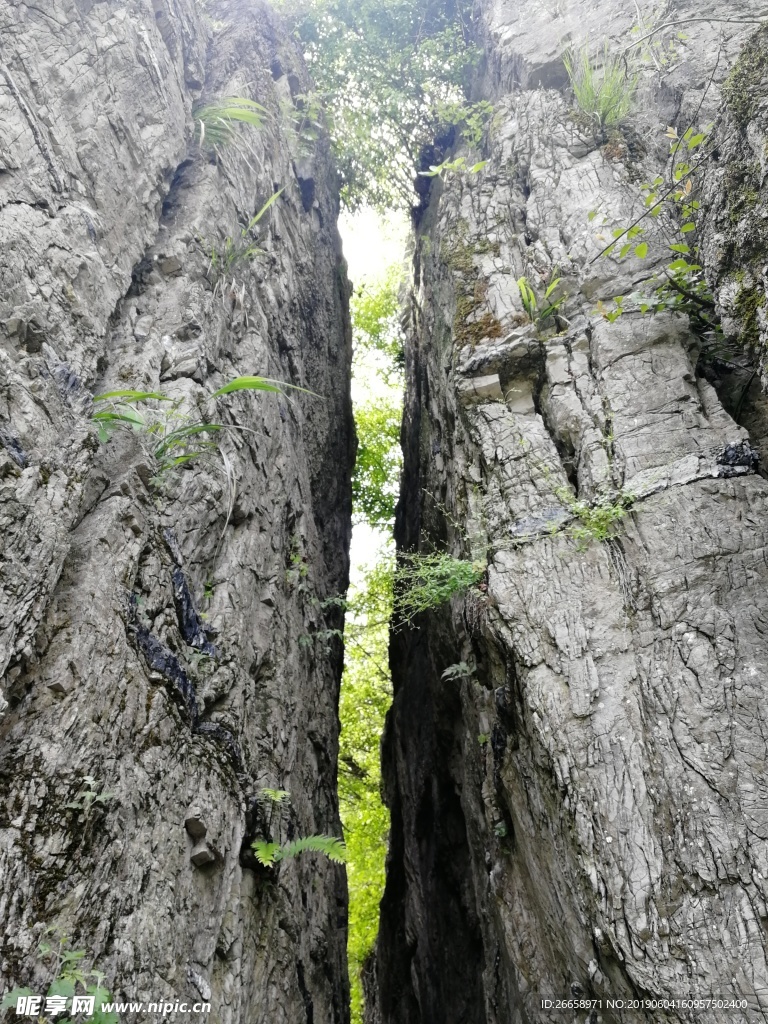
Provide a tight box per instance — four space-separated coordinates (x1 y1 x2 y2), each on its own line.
590 124 718 331
393 552 485 627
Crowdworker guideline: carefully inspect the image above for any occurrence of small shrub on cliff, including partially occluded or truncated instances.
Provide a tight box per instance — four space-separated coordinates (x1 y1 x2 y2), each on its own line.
2 928 117 1024
393 551 486 625
556 487 635 547
590 124 718 333
564 43 637 129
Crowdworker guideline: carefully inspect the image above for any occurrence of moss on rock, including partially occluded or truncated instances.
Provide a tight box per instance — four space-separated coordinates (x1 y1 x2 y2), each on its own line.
723 25 768 130
734 283 767 350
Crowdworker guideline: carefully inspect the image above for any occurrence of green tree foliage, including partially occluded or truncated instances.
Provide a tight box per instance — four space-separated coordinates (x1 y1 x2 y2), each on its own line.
351 268 404 526
352 401 402 527
341 249 404 1020
274 0 481 208
350 268 403 374
339 558 394 1024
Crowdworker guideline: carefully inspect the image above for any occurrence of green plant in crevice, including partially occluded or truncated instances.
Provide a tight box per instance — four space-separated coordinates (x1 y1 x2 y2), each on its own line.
440 661 473 681
556 487 635 548
564 42 638 130
251 788 347 867
252 834 348 866
207 188 285 282
1 928 118 1024
193 96 268 148
286 534 310 590
65 776 115 822
299 626 344 653
517 275 566 326
260 787 291 804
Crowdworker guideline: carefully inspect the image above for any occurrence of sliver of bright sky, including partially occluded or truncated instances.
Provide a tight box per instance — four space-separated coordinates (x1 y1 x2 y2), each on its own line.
339 207 408 579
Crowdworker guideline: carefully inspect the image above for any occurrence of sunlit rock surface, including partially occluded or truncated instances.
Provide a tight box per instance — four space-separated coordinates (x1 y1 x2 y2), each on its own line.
373 3 768 1022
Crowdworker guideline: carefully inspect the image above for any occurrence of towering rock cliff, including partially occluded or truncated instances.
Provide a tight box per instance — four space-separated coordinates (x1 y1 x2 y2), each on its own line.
375 3 768 1022
0 1 354 1021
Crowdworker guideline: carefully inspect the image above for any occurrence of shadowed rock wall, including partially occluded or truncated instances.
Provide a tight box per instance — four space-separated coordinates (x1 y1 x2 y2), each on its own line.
0 1 354 1021
374 3 768 1023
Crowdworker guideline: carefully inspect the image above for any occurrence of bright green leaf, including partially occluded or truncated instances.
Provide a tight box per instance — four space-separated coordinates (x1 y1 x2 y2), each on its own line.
210 376 283 398
93 390 171 403
1 988 34 1011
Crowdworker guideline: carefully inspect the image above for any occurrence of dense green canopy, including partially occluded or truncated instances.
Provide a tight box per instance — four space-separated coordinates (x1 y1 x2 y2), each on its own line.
276 0 480 207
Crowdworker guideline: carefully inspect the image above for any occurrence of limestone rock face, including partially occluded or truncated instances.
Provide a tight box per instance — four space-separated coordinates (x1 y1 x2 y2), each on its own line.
0 1 353 1021
374 4 768 1023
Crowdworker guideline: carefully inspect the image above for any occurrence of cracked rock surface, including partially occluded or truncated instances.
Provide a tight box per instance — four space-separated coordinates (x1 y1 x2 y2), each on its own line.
373 3 768 1023
0 1 353 1021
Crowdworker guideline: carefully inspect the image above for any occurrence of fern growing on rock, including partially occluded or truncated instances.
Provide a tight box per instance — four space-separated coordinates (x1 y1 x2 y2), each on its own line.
252 835 348 867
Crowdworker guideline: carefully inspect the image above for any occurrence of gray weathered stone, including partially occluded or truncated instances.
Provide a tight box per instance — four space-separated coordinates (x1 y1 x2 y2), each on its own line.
0 1 353 1021
374 5 768 1024
456 373 504 404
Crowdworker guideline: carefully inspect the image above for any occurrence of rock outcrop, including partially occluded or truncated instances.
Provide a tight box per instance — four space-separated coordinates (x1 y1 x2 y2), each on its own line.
0 1 353 1021
374 3 768 1023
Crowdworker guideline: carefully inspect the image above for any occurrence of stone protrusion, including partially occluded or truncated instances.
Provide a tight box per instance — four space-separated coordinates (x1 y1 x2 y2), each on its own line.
190 841 216 867
456 373 504 405
184 808 207 841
